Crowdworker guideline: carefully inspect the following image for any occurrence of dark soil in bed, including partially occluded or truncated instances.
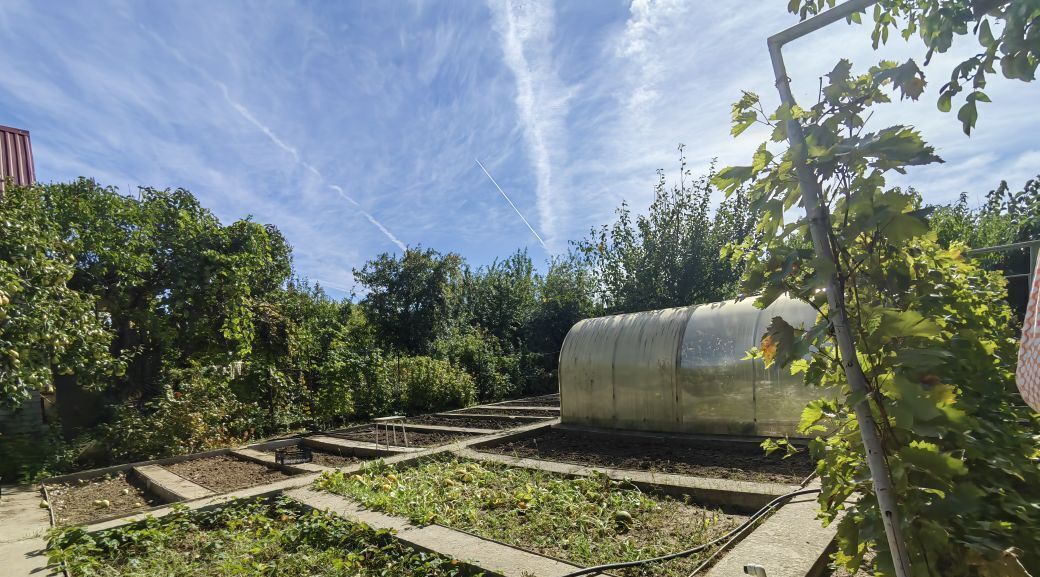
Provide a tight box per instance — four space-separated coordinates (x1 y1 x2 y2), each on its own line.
493 395 560 407
164 455 297 492
263 445 368 468
482 428 814 484
47 472 161 526
404 414 545 430
454 406 559 417
331 425 478 447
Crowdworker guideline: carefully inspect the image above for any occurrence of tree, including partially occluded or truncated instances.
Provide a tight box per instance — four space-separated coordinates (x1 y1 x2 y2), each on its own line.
716 6 1040 572
524 254 600 392
462 250 538 349
0 184 121 408
354 247 463 355
793 0 1039 135
575 146 756 313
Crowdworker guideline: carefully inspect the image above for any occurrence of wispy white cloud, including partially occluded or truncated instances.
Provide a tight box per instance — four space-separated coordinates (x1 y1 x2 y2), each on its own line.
486 0 571 252
2 0 1038 301
218 83 301 163
141 23 407 254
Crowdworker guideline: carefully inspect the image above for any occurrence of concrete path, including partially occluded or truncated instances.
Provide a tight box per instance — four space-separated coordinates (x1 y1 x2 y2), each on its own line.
0 485 58 577
705 487 837 577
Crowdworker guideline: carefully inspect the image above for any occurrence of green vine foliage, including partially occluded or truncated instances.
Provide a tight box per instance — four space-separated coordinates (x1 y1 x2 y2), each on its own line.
0 184 123 408
716 57 1040 575
790 0 1040 134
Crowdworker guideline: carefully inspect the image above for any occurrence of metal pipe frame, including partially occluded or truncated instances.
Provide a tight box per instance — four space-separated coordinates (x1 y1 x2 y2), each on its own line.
968 239 1040 286
766 3 914 577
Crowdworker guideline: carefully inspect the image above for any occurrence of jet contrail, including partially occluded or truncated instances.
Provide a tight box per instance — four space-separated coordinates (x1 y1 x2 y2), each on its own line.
475 158 548 251
328 185 407 252
141 24 406 252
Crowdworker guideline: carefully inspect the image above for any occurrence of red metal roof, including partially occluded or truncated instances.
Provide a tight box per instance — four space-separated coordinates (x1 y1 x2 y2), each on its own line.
0 124 36 192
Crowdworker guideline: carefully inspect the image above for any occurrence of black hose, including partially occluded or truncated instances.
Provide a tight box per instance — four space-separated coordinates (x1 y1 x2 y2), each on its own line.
556 487 821 577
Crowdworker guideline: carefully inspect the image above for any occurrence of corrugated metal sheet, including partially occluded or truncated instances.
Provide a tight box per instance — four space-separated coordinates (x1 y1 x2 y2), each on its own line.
0 124 36 192
559 295 832 437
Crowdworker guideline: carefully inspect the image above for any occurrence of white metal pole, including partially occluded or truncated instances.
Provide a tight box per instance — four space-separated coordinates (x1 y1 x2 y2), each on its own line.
766 3 913 576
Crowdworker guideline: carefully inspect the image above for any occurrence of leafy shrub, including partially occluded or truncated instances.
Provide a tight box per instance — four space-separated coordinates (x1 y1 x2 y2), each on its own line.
393 355 476 414
102 364 262 461
48 497 468 577
433 327 518 401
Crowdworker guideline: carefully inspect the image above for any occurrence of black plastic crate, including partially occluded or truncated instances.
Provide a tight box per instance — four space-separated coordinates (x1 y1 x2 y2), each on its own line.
274 445 312 465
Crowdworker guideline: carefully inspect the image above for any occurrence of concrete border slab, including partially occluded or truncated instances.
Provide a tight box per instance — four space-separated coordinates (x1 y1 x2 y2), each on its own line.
459 405 559 413
303 435 423 456
396 423 497 435
133 464 214 502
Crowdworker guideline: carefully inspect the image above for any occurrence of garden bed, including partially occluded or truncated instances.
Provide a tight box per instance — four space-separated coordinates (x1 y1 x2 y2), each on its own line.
45 472 161 526
315 455 746 576
494 395 560 407
163 455 297 493
330 425 479 447
481 428 813 484
48 497 469 577
264 444 370 468
404 414 545 430
453 406 559 417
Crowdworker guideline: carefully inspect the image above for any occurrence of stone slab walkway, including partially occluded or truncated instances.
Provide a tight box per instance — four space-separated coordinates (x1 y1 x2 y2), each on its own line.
0 485 58 577
705 485 838 577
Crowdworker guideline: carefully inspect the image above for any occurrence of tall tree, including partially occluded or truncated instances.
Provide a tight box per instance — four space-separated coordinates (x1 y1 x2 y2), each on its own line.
354 247 463 355
0 184 121 408
575 147 755 313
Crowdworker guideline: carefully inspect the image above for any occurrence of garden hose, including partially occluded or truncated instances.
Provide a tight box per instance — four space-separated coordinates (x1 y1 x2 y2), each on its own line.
556 487 822 577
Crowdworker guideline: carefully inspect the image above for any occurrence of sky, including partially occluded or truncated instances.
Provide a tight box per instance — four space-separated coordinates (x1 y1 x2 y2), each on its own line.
1 0 1037 298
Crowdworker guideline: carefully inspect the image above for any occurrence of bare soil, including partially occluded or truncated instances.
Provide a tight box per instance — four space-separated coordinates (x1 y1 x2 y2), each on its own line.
163 455 296 492
264 445 368 468
482 428 814 484
47 472 160 526
405 414 545 430
331 425 478 447
494 395 560 407
454 406 559 417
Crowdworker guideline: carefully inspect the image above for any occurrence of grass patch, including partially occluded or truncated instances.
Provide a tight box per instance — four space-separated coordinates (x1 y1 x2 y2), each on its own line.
47 498 469 577
314 456 745 576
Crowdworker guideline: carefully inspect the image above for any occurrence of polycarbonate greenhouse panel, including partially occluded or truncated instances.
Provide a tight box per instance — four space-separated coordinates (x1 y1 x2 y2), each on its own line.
559 295 829 437
678 298 761 434
558 313 621 429
612 307 690 431
752 297 823 436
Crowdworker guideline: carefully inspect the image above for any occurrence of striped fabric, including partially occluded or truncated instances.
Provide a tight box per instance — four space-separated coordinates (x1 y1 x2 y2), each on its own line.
1017 256 1040 412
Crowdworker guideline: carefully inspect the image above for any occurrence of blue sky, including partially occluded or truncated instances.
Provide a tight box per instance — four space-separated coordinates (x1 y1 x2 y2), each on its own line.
2 1 1037 298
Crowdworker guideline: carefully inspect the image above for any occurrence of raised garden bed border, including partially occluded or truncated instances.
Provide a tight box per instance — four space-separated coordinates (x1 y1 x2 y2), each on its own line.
43 416 838 577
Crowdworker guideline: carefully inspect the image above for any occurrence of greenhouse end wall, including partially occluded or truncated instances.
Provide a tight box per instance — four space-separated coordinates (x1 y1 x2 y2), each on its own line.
558 295 825 437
